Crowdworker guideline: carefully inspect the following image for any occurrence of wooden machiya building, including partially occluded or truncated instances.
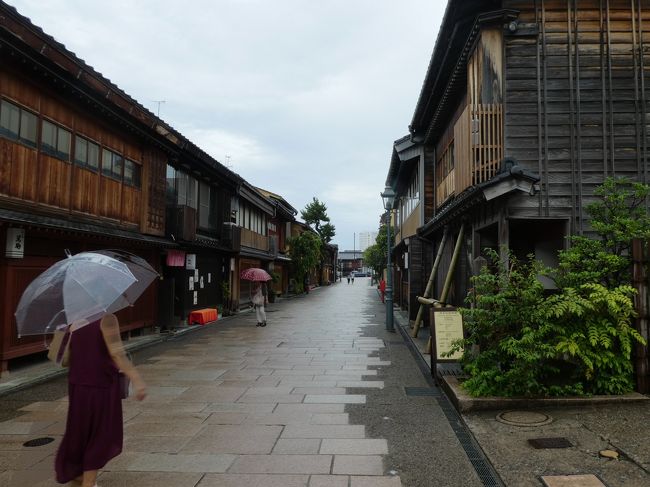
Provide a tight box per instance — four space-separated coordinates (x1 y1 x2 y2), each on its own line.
256 187 297 298
233 182 276 308
386 0 650 317
0 2 240 371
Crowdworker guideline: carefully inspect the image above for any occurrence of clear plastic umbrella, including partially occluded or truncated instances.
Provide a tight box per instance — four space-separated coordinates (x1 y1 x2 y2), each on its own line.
92 249 159 315
14 251 154 337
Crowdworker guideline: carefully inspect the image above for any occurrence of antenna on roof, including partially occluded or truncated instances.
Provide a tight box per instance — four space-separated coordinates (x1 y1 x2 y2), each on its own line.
152 100 166 117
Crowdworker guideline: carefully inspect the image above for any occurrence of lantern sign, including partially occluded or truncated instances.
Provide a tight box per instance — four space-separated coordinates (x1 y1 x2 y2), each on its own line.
6 228 25 258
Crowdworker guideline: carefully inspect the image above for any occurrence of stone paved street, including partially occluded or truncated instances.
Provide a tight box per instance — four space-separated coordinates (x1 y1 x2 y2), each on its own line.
0 278 485 487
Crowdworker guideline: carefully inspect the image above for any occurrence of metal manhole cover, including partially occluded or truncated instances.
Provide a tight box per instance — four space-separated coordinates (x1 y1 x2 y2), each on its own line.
528 437 573 449
23 437 55 447
496 410 553 427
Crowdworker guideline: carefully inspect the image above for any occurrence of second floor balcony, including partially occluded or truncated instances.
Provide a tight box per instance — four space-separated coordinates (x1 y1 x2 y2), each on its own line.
436 103 503 208
241 227 269 252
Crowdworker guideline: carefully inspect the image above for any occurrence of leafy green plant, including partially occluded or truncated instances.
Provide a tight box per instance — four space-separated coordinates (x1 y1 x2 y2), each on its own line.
455 240 646 395
453 250 581 397
556 177 650 289
453 178 650 397
288 231 321 293
545 283 643 394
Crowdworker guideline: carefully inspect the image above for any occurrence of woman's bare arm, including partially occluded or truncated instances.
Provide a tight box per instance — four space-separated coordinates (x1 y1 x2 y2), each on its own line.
100 314 147 401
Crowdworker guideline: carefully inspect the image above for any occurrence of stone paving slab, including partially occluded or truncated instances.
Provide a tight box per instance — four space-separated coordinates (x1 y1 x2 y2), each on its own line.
0 283 460 486
227 454 333 474
541 474 607 487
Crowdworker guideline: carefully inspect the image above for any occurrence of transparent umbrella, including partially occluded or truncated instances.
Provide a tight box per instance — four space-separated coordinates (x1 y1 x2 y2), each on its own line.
14 250 156 337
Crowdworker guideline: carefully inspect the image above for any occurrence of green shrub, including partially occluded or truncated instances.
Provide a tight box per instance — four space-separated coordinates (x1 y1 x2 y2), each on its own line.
453 177 650 396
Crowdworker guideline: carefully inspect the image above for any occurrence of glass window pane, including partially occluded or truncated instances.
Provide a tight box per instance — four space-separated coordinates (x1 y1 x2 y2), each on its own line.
87 141 99 169
166 165 176 203
123 159 141 187
112 153 123 179
102 149 113 176
74 136 87 165
1 101 20 139
19 110 37 146
41 120 57 154
124 159 133 184
56 128 71 160
187 178 198 209
176 171 187 205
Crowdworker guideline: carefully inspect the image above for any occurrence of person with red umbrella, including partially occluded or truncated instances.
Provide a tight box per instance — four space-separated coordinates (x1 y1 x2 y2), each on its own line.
241 268 271 327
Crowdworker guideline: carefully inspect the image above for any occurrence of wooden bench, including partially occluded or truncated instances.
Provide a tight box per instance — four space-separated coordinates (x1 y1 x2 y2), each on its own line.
188 308 218 325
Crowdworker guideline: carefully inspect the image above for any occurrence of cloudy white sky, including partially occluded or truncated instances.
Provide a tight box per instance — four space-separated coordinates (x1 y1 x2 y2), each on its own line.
8 0 444 251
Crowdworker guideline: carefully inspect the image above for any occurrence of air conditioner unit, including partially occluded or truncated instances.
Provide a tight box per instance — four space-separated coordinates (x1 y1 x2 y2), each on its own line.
166 205 196 241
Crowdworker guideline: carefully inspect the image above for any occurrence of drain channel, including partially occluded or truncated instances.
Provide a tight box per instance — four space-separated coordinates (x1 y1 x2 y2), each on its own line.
404 386 441 397
396 321 504 487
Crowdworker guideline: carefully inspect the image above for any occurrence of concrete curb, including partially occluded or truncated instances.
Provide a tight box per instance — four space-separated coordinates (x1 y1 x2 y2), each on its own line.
440 375 650 413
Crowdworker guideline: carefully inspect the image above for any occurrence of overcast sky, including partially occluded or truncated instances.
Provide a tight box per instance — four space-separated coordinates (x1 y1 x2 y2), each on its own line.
8 0 444 251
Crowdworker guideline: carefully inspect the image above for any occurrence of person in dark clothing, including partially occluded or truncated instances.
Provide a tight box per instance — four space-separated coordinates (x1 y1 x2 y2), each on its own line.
55 314 147 487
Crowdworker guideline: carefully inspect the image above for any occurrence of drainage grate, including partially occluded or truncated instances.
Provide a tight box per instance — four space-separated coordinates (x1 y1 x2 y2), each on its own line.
404 386 441 396
23 437 55 448
528 437 573 449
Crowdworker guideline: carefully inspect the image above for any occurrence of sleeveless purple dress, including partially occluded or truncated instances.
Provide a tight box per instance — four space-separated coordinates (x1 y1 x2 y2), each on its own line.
55 320 123 483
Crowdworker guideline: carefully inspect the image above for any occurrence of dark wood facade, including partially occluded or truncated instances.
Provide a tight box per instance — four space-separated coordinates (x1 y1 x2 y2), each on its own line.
0 1 243 371
387 0 650 387
398 0 650 303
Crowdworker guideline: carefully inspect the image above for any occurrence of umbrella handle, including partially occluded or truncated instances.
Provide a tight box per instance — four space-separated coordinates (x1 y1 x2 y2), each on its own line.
64 249 72 258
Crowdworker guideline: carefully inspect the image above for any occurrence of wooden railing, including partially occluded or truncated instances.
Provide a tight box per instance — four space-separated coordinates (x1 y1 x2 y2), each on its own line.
471 103 503 186
442 103 503 208
436 169 456 208
240 227 269 251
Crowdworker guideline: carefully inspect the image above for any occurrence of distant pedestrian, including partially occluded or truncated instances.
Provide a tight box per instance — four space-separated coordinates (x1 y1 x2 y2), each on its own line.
251 282 268 327
379 278 386 303
347 275 350 284
351 273 355 284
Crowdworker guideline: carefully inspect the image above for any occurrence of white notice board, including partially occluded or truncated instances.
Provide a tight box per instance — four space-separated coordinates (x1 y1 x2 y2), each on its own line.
432 308 464 361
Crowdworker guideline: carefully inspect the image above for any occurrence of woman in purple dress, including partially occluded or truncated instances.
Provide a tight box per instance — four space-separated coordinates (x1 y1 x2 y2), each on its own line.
55 313 147 487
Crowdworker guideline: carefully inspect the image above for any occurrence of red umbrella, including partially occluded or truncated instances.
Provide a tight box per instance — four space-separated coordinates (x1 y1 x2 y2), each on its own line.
240 268 272 281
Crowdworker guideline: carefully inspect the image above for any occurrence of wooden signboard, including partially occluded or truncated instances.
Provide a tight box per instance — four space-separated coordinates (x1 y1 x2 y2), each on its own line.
431 307 464 360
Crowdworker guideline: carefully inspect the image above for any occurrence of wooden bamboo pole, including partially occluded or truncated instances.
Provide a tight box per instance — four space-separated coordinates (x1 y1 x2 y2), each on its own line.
426 223 465 354
412 227 449 338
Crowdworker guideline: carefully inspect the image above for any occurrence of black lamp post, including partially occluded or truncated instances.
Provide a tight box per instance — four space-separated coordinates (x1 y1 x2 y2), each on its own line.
381 186 395 332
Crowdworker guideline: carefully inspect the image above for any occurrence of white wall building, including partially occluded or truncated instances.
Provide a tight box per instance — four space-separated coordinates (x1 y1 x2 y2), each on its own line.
358 231 378 252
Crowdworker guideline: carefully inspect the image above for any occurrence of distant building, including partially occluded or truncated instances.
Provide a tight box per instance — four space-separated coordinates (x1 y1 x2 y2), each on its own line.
358 231 378 252
338 250 363 276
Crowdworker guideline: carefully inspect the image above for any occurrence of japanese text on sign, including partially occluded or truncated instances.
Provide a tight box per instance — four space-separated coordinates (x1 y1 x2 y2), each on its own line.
433 310 464 361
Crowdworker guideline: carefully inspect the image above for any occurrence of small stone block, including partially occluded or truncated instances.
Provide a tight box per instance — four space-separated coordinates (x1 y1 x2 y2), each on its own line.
598 449 619 460
541 474 607 487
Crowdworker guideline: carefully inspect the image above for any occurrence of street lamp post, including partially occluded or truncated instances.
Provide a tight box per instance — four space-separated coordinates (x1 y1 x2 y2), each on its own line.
381 186 395 332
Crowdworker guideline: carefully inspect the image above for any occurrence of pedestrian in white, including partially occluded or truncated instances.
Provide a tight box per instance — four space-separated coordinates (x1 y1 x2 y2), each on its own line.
251 282 268 327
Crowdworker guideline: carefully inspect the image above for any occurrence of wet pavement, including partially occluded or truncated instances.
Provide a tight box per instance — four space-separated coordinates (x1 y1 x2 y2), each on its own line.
0 278 485 486
3 278 647 486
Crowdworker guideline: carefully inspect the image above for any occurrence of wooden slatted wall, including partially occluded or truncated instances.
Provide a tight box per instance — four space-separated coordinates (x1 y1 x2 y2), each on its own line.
503 0 650 232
